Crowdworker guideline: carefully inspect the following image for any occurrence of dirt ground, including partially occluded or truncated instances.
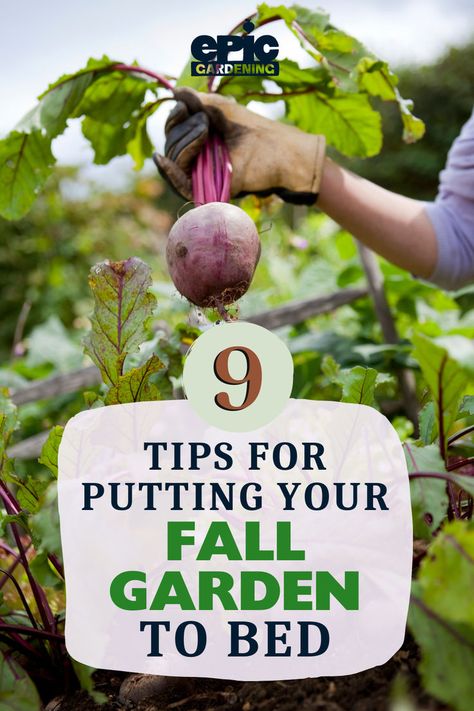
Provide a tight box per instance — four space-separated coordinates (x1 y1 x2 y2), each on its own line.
46 635 450 711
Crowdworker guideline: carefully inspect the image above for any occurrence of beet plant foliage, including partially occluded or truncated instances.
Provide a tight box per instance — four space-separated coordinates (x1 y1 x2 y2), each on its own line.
0 4 426 221
0 4 473 710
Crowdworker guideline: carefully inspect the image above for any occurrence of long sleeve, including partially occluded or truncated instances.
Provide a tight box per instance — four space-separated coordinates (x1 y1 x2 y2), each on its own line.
424 108 474 290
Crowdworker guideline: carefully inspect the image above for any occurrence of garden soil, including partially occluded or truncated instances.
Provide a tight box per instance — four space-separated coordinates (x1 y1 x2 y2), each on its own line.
47 635 450 711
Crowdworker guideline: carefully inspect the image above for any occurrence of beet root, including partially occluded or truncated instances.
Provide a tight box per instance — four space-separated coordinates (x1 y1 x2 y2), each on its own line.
166 202 261 310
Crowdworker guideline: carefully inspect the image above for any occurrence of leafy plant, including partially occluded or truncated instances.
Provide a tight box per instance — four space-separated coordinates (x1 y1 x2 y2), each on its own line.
0 4 472 709
0 258 188 705
0 4 424 221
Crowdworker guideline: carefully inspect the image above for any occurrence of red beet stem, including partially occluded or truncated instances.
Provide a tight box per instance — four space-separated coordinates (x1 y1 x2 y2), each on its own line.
192 133 232 204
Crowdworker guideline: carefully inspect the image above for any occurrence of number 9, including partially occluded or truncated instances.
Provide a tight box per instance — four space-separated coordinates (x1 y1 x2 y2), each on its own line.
213 346 262 411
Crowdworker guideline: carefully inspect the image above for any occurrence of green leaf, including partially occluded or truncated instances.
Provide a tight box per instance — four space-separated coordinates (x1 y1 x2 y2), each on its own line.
39 425 64 479
409 521 474 711
30 482 62 558
339 366 378 405
84 258 157 387
0 647 42 710
0 389 18 462
357 58 397 100
0 512 30 538
418 402 437 445
26 315 83 372
412 333 474 451
29 550 62 589
320 354 340 380
75 71 152 125
72 660 107 704
0 130 55 220
255 4 424 144
460 395 474 418
104 354 164 405
17 57 114 138
256 3 298 25
15 477 48 514
221 58 329 103
404 442 449 539
126 103 159 170
419 521 474 626
82 117 131 164
287 91 382 157
175 59 209 91
83 99 158 168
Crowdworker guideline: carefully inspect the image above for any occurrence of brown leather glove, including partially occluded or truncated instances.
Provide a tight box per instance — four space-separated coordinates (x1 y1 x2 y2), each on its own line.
154 87 326 205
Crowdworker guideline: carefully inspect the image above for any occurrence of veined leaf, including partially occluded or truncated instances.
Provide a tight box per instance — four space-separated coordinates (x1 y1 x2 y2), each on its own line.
0 130 55 220
339 365 378 405
418 402 437 445
404 442 449 539
84 258 157 386
104 354 164 405
219 59 328 104
255 3 424 144
82 98 158 167
409 521 474 711
75 71 153 125
412 333 474 454
17 57 115 139
40 56 116 94
15 477 48 514
0 647 42 710
287 91 382 157
39 425 64 478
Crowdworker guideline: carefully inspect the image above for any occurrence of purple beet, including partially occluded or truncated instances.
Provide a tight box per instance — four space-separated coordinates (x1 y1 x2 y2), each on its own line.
166 202 261 310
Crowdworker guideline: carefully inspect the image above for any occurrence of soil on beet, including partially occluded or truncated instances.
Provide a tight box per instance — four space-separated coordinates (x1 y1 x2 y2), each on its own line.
48 635 451 711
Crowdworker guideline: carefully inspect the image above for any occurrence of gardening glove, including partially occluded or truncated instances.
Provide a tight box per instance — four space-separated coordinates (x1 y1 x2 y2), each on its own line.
153 87 326 205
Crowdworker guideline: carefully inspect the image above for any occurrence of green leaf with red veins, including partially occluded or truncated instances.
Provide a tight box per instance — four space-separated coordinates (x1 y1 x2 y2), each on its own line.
412 333 474 455
404 442 449 540
84 258 157 387
0 130 55 220
409 521 474 711
104 354 164 405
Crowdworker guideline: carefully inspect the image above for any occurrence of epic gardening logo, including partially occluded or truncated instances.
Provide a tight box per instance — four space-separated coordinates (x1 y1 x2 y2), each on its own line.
190 19 280 77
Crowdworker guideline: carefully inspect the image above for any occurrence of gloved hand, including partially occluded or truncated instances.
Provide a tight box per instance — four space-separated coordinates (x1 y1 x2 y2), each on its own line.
154 87 326 205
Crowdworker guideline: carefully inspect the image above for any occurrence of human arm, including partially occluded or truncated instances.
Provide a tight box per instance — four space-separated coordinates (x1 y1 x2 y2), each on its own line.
317 158 438 279
155 90 474 290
